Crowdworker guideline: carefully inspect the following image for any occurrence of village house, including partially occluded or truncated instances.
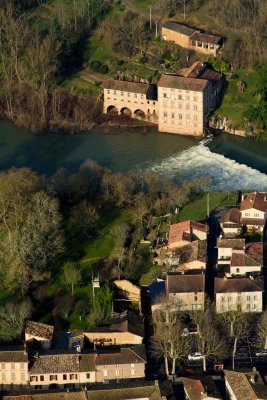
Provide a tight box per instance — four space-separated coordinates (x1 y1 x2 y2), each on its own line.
216 238 245 267
104 62 224 136
113 280 141 310
0 346 29 390
227 250 262 277
240 191 267 230
28 346 146 389
180 376 223 400
83 310 144 346
168 220 208 249
245 242 263 264
219 208 242 238
25 321 54 351
224 369 267 400
214 277 263 313
161 21 223 56
166 273 205 311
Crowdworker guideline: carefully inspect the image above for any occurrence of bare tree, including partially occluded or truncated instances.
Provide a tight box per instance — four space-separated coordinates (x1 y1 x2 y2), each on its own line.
112 246 128 279
220 310 250 370
61 262 81 297
0 299 32 340
258 311 267 349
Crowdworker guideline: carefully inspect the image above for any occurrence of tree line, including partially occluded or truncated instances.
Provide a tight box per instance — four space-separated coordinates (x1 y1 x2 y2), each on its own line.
0 161 208 341
0 1 111 132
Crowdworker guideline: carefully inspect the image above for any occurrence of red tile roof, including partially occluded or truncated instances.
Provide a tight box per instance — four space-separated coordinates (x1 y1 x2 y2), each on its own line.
220 208 241 225
240 192 267 212
230 250 261 267
245 243 263 263
168 220 208 245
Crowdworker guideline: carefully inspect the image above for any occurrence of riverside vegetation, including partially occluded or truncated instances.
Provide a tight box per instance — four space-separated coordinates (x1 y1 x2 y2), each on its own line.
1 0 267 137
0 162 236 338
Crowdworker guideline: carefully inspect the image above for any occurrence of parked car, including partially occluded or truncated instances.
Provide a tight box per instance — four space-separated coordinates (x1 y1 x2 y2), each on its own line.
255 350 267 357
188 352 203 361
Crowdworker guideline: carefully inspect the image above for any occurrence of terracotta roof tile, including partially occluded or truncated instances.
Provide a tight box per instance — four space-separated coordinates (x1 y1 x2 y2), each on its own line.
220 208 241 225
240 191 267 212
168 220 208 245
25 321 54 341
246 242 263 263
230 250 261 267
104 80 149 95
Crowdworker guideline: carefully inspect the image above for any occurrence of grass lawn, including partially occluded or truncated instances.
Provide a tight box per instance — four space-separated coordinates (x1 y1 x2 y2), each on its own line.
60 76 101 97
178 192 238 222
217 70 258 128
132 0 158 11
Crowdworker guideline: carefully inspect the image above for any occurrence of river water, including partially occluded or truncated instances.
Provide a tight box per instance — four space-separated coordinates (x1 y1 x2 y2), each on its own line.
0 120 266 191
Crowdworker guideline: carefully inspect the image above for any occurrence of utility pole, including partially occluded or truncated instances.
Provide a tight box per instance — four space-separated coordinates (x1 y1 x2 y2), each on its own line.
156 21 158 38
184 0 186 20
207 192 210 218
150 5 152 29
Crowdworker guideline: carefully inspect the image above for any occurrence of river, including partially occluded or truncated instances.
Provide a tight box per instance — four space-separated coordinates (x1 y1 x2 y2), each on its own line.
0 120 266 191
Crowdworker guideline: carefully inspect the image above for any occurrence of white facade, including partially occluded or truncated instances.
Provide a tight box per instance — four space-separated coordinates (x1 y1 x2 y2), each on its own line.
0 360 28 388
216 291 262 313
217 247 234 265
157 86 205 136
240 208 266 227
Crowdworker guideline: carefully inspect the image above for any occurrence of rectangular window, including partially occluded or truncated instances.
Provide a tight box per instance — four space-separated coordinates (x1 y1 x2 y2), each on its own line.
254 295 257 301
128 92 131 97
21 372 25 381
193 96 197 102
194 295 198 301
194 105 198 111
163 93 167 98
247 296 250 301
236 268 240 273
179 114 182 120
247 304 251 311
254 213 259 217
115 369 120 376
164 112 167 118
228 296 232 302
114 90 116 95
171 113 175 118
104 370 108 377
50 375 57 381
2 372 6 381
86 373 90 379
40 376 44 381
20 363 25 370
134 94 137 98
11 363 15 370
11 372 16 381
178 95 182 100
63 374 67 380
1 363 5 370
141 95 144 99
131 368 135 376
147 101 150 104
107 89 110 94
194 115 198 121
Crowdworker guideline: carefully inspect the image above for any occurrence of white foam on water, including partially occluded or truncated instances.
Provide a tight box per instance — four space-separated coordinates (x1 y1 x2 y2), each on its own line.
148 143 267 191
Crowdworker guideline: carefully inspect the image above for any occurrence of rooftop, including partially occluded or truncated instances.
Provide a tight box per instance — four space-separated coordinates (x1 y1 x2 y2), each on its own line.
168 220 208 245
25 321 54 341
191 31 222 45
230 250 261 268
219 208 241 225
96 346 146 366
162 21 197 37
29 353 81 374
217 238 245 249
240 191 267 212
158 74 208 92
0 347 28 363
224 370 267 400
167 273 205 294
105 80 149 95
246 242 263 263
215 277 263 293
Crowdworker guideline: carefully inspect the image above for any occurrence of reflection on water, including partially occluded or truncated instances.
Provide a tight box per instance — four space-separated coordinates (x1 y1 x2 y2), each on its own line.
0 120 266 191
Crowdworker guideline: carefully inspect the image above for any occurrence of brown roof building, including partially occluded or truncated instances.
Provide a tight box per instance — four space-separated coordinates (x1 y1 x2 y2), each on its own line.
181 376 223 400
161 21 223 56
166 273 205 311
224 370 267 400
168 220 208 247
219 208 242 238
215 277 263 313
240 192 267 228
25 321 54 350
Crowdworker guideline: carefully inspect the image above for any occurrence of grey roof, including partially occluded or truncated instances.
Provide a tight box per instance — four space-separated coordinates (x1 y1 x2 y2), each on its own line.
0 347 28 363
162 21 197 37
96 346 146 366
158 74 208 92
217 238 245 249
29 353 80 374
83 382 162 400
25 321 54 340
